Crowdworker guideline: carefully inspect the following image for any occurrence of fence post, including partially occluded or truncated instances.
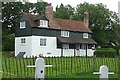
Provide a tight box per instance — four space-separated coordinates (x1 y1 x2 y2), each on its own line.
27 58 52 80
93 65 114 80
93 55 96 71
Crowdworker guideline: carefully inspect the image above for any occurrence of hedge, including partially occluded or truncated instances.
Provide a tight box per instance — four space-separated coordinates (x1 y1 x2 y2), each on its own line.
94 48 116 57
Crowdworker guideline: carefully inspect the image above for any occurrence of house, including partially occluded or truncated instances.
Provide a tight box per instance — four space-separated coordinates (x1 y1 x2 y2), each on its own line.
15 3 97 57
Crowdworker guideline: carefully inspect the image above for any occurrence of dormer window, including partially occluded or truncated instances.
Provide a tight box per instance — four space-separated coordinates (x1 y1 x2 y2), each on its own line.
83 33 88 38
40 20 48 28
61 31 69 37
20 22 26 29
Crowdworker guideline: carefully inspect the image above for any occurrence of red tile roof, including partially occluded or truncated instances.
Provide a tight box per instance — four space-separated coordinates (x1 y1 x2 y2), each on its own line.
22 13 92 33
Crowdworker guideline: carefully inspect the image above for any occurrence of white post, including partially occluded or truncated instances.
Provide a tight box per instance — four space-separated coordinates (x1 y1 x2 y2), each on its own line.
27 58 52 80
93 65 114 80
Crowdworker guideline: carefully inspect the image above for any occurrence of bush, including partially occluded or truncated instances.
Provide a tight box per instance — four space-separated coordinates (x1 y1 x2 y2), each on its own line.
94 48 116 57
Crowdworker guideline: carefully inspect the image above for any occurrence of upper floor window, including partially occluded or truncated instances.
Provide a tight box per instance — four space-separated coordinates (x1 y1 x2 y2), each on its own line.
20 22 26 29
61 31 69 37
63 44 69 49
40 20 48 28
21 38 26 43
83 33 88 38
40 38 46 46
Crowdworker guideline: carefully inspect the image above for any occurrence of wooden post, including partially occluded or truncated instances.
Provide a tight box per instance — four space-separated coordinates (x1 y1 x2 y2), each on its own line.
86 44 87 57
93 55 96 71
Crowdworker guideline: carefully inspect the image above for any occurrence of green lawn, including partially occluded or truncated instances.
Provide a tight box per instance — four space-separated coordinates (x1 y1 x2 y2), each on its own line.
1 56 119 79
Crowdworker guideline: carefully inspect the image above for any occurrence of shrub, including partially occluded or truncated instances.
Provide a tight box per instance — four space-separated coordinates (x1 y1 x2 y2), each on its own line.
94 48 116 57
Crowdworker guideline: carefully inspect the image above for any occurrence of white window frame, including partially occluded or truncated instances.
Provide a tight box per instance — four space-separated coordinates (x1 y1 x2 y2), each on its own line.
61 31 69 37
21 38 26 44
40 38 46 46
20 22 26 29
83 33 88 38
63 44 69 49
40 20 48 28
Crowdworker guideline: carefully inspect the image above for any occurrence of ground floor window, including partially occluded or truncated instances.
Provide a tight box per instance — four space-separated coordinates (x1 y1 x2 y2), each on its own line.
62 44 69 49
76 44 81 50
81 44 86 50
88 44 95 49
21 38 26 44
40 38 46 46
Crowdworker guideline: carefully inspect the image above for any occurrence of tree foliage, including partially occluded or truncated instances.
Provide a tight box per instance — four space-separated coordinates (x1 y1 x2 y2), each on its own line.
54 4 75 19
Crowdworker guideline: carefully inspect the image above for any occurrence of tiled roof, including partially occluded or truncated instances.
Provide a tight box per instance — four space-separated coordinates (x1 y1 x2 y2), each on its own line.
22 13 92 33
58 37 97 44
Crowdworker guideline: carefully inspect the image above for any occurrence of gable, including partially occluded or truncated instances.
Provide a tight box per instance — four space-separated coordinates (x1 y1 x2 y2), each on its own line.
40 16 48 21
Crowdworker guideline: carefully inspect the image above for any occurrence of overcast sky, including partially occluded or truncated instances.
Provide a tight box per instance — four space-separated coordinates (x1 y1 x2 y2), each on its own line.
29 0 120 13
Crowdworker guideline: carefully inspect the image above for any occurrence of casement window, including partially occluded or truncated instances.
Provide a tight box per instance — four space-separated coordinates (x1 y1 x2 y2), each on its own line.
40 20 48 28
76 44 80 50
81 44 86 50
63 44 69 49
61 31 69 37
20 22 26 29
88 45 95 50
40 38 46 46
83 33 88 38
21 38 26 43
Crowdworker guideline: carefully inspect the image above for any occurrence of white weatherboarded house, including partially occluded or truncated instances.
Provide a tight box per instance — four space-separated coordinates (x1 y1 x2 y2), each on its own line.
15 3 97 57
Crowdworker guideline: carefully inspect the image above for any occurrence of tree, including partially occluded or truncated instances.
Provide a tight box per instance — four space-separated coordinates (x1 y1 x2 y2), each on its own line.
74 2 119 47
54 4 75 19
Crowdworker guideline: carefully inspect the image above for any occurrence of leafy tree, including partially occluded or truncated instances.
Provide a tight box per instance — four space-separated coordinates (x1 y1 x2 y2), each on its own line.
54 4 75 19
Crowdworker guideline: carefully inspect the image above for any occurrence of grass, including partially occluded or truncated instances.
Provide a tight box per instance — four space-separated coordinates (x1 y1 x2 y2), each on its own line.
1 56 119 79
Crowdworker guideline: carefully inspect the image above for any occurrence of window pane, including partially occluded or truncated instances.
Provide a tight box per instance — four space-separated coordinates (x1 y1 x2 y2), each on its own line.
21 38 25 43
61 31 69 37
20 22 25 29
63 44 69 49
40 20 48 27
83 33 88 38
40 38 46 46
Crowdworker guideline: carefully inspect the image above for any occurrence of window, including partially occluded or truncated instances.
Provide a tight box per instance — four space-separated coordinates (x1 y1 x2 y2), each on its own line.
21 38 26 43
40 20 48 27
81 45 86 50
63 44 69 49
61 31 69 37
40 38 46 46
76 44 80 50
83 33 88 38
20 22 26 29
88 45 95 50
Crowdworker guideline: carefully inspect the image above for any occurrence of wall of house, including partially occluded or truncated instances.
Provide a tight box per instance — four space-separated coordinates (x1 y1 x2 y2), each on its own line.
63 49 74 56
15 35 95 57
32 28 92 38
15 16 32 37
31 36 61 57
15 36 32 57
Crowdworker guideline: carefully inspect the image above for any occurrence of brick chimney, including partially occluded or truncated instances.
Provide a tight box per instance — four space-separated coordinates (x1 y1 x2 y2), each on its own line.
45 3 53 20
84 10 89 27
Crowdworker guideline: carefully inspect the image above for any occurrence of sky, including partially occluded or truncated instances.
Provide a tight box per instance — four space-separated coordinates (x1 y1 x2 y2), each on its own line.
29 0 120 13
